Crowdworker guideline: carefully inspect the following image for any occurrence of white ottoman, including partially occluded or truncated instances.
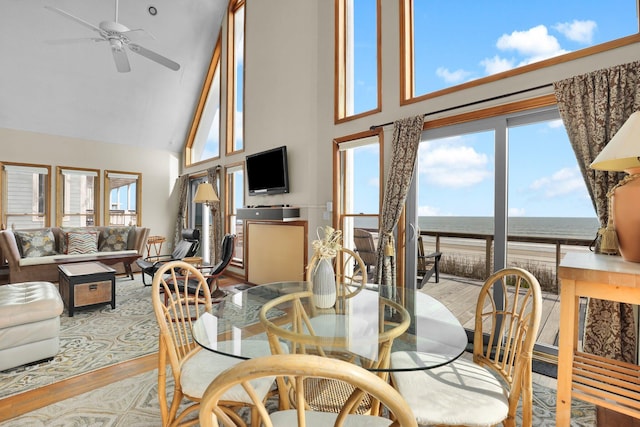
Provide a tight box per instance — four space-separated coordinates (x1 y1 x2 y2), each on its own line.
0 281 64 371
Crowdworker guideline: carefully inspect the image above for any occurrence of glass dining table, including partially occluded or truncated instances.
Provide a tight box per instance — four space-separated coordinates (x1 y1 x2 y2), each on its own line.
192 281 468 373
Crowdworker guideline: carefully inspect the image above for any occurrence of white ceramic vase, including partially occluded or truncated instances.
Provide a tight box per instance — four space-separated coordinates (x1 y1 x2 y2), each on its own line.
312 257 337 308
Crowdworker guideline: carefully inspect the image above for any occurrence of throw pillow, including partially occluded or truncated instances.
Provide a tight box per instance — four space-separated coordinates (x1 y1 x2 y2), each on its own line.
66 231 98 255
60 227 97 254
14 229 57 258
99 227 131 252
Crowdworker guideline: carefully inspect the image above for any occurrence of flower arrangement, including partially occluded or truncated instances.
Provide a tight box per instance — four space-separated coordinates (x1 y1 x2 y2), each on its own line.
312 226 342 259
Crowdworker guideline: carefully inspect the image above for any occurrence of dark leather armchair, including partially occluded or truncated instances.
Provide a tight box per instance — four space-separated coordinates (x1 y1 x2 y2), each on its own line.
136 229 201 286
172 234 236 301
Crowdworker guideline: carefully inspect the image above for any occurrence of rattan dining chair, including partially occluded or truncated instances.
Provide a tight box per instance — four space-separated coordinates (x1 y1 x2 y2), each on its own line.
199 354 418 427
151 261 272 427
260 290 410 416
390 267 542 427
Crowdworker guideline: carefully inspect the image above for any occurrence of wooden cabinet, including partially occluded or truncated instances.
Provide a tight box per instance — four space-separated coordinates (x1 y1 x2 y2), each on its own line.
556 252 640 425
245 220 307 285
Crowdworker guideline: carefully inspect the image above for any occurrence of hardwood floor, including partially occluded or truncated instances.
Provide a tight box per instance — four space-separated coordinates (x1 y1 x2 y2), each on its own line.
0 354 158 422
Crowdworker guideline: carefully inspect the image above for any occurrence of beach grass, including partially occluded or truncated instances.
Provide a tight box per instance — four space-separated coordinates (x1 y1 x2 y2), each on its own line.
440 253 557 293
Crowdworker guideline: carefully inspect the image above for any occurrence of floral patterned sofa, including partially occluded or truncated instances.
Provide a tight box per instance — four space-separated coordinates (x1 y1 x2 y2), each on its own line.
0 226 150 284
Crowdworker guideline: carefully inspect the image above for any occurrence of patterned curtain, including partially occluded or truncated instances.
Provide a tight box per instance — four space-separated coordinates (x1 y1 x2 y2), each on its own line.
554 60 640 363
206 166 223 263
173 175 190 250
374 115 424 289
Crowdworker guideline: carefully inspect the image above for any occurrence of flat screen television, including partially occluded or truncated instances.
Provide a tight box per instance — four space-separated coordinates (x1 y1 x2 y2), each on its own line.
246 145 290 195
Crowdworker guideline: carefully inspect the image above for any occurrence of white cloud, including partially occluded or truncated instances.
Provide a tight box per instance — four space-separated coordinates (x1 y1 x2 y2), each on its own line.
418 139 491 188
496 25 565 59
530 166 586 197
554 20 597 44
509 207 526 216
436 67 473 84
367 177 379 188
418 205 441 216
480 25 570 75
480 55 515 75
548 119 564 129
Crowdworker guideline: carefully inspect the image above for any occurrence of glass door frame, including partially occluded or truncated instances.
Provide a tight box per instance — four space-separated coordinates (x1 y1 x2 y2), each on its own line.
405 105 563 362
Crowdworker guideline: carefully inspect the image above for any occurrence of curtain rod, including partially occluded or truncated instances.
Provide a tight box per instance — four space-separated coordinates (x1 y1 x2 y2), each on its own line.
369 83 554 130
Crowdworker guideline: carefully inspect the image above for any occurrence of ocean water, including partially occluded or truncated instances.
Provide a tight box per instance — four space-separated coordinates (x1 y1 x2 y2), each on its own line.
356 216 600 240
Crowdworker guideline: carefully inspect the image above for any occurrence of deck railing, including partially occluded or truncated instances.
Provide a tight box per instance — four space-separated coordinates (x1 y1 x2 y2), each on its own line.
419 230 593 289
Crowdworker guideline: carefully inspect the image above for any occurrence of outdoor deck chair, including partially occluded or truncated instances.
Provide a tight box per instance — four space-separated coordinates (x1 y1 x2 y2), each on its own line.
136 228 201 286
353 228 377 278
417 235 441 288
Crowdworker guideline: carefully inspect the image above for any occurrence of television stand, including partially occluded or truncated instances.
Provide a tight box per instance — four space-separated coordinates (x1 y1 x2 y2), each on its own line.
237 206 300 221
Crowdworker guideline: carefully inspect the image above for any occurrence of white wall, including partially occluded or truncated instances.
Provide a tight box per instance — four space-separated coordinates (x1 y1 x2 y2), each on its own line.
0 127 180 247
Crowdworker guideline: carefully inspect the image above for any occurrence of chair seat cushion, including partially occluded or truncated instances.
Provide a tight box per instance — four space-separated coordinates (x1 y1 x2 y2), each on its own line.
181 340 274 403
269 410 394 427
390 351 509 427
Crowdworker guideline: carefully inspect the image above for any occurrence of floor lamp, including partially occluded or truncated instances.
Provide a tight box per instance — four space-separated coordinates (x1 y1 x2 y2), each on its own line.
193 183 219 263
590 111 640 262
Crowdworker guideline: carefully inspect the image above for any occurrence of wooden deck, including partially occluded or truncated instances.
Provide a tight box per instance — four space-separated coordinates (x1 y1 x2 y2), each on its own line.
420 273 562 348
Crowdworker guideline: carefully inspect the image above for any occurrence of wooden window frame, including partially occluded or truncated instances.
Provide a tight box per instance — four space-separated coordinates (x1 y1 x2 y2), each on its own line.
335 0 382 123
226 0 246 155
184 35 223 168
55 166 100 227
103 170 142 226
225 162 244 267
399 0 640 105
333 128 385 227
0 162 52 229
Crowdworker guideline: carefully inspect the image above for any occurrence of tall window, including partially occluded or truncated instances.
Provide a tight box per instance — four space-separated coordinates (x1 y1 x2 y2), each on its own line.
1 162 51 229
335 0 381 121
56 167 99 227
104 171 141 226
225 164 244 265
401 0 639 102
334 131 383 255
185 38 222 166
227 0 245 154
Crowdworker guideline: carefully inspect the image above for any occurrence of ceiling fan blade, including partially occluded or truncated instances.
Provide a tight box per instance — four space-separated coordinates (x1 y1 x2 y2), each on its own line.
44 37 105 45
128 43 180 71
121 28 154 43
44 6 103 35
111 47 131 73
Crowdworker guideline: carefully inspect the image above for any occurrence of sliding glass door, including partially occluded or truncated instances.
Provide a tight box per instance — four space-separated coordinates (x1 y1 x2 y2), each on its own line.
406 105 597 365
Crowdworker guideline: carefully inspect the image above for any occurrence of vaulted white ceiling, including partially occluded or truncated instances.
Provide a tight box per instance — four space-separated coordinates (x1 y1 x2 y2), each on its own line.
0 0 227 153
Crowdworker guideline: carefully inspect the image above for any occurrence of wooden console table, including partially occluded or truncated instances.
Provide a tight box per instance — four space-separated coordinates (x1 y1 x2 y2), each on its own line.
556 252 640 425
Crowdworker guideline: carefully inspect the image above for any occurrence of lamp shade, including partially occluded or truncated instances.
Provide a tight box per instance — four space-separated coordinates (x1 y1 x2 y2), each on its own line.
193 183 219 204
590 111 640 172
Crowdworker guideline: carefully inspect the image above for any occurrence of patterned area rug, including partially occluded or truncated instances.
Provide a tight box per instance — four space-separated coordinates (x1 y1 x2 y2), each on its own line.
3 367 596 426
0 275 158 400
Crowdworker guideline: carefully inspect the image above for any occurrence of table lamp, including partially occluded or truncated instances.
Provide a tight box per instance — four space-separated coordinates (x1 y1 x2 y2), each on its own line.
590 111 640 262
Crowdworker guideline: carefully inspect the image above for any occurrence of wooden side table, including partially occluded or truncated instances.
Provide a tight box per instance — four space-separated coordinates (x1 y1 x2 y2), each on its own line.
556 252 640 425
146 235 166 257
58 261 116 317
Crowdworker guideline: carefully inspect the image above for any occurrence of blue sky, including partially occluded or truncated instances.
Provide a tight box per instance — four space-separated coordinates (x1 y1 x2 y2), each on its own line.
352 0 636 219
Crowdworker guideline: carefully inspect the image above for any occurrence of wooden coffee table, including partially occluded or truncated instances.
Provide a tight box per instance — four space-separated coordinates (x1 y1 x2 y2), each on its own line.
58 262 116 317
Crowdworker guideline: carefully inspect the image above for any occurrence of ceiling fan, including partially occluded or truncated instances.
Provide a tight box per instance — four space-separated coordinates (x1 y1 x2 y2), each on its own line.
45 0 180 73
